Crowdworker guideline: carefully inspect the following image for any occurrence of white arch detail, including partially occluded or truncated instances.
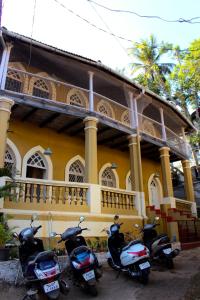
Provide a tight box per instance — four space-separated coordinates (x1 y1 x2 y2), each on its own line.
65 155 85 181
148 173 163 208
126 170 131 190
99 163 119 188
6 138 22 177
28 71 56 100
22 145 53 180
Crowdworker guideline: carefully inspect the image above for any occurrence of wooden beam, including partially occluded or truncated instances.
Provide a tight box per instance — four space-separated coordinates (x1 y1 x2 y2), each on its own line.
97 127 110 135
69 126 84 136
21 107 38 122
98 132 124 144
39 112 60 128
57 119 81 133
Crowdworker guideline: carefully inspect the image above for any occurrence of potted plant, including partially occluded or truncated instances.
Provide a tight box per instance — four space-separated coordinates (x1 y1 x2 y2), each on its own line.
0 214 13 261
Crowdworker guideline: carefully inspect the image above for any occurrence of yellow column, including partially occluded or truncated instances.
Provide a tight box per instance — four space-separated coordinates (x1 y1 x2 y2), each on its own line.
128 134 144 192
0 97 14 168
159 147 173 197
181 160 195 201
84 117 98 184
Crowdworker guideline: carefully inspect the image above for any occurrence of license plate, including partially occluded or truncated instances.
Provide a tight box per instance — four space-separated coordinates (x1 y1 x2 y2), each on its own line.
43 280 59 293
139 261 150 270
163 248 172 255
83 270 95 281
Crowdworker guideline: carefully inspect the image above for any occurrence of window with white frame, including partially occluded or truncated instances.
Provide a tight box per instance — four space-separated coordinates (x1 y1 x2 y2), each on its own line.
101 167 116 187
5 70 22 93
69 160 85 182
32 79 50 99
4 146 16 176
26 152 47 179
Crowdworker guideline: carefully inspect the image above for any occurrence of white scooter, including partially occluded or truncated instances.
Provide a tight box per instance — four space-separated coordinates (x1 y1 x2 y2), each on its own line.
105 216 151 284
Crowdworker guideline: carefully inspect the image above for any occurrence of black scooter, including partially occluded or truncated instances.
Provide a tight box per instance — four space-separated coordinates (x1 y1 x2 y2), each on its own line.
135 217 180 269
14 214 69 300
52 216 102 297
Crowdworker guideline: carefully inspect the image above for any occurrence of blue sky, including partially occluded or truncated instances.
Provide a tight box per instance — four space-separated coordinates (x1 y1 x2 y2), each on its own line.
2 0 200 71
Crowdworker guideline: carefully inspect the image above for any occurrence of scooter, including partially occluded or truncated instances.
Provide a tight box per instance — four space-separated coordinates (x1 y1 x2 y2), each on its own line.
14 214 69 300
51 216 102 297
135 217 180 269
106 215 151 284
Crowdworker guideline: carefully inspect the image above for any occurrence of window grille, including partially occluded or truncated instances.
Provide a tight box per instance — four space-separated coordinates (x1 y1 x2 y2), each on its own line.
32 79 49 99
27 152 46 169
69 160 84 182
69 92 85 107
101 167 116 187
5 70 22 92
121 110 130 125
4 147 16 176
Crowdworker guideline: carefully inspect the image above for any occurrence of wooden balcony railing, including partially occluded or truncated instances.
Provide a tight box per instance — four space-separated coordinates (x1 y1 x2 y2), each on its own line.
5 67 191 158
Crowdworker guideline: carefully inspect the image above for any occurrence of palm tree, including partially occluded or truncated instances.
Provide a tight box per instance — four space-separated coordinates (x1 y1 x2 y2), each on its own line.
129 35 174 97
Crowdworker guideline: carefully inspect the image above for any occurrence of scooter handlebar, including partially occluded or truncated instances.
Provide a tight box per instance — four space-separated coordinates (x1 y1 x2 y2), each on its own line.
82 228 89 231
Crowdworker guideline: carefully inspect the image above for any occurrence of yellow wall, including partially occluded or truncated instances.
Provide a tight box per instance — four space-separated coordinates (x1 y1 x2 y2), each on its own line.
8 120 163 204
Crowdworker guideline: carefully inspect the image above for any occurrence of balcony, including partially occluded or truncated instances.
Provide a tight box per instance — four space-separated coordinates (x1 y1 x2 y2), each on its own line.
4 67 191 159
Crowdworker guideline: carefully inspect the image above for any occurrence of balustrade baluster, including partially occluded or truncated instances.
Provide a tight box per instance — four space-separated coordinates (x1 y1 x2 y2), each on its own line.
58 186 63 204
76 187 81 205
32 184 37 204
40 185 44 203
82 188 87 205
19 182 25 202
25 183 31 203
52 186 56 204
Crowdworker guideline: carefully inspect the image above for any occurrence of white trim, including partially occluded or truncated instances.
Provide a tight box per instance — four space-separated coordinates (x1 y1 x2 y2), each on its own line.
65 155 85 181
0 108 11 113
22 145 53 180
148 173 163 208
6 138 22 177
84 126 98 131
99 163 119 188
126 170 131 190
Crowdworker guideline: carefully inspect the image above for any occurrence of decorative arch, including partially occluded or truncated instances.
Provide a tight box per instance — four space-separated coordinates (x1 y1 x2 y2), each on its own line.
142 119 156 137
66 88 88 108
97 99 115 119
121 110 130 126
28 72 56 100
99 163 119 188
148 173 163 208
126 170 132 191
65 155 85 181
22 145 53 180
6 62 28 93
6 138 22 177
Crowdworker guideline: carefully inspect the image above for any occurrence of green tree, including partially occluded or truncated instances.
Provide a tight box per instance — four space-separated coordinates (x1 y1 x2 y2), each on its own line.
129 34 173 98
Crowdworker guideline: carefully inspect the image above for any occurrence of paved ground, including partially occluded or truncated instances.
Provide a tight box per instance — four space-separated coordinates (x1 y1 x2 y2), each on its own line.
1 248 200 300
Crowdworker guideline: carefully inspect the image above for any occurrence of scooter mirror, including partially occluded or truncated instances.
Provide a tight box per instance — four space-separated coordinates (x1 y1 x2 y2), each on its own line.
79 216 85 223
12 232 18 239
134 224 139 228
50 232 57 237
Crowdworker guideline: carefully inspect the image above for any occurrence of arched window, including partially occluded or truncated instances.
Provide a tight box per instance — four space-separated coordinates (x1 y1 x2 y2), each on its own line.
97 100 115 119
69 160 85 182
67 88 88 108
101 167 116 187
121 110 130 126
4 146 16 176
32 79 49 99
5 70 22 93
26 152 47 179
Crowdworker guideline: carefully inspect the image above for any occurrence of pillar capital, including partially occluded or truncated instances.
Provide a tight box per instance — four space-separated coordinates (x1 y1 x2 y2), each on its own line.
0 97 14 113
159 146 170 152
83 116 98 124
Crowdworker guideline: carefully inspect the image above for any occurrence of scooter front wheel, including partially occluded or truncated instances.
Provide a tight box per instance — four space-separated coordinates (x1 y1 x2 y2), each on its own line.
88 285 98 297
165 258 174 269
138 270 149 285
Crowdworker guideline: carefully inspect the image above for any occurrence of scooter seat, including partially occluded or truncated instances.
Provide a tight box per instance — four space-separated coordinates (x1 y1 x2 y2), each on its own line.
122 240 142 251
27 250 55 266
151 234 169 244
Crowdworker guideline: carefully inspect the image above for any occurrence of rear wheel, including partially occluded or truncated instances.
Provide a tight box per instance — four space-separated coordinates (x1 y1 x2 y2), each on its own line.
138 270 149 285
89 285 98 297
166 258 174 269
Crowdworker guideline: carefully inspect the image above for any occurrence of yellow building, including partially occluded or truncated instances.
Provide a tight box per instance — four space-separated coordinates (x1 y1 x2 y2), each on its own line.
0 29 196 244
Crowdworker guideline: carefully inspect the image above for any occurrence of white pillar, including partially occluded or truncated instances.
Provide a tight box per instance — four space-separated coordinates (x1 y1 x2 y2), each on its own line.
88 71 94 111
159 107 167 141
0 43 13 89
133 95 139 129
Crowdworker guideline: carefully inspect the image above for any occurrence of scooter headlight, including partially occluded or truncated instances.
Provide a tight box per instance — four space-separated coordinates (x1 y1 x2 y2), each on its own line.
34 268 46 279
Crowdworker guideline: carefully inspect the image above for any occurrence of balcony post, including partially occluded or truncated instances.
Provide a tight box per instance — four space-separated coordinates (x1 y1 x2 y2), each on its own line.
159 107 167 141
129 92 137 128
128 134 145 216
84 116 98 184
88 71 94 111
0 97 14 168
159 147 174 198
0 43 13 89
181 160 195 202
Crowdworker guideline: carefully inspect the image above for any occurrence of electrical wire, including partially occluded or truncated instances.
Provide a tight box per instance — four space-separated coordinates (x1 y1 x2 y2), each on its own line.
28 0 37 67
52 0 200 53
87 0 200 24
